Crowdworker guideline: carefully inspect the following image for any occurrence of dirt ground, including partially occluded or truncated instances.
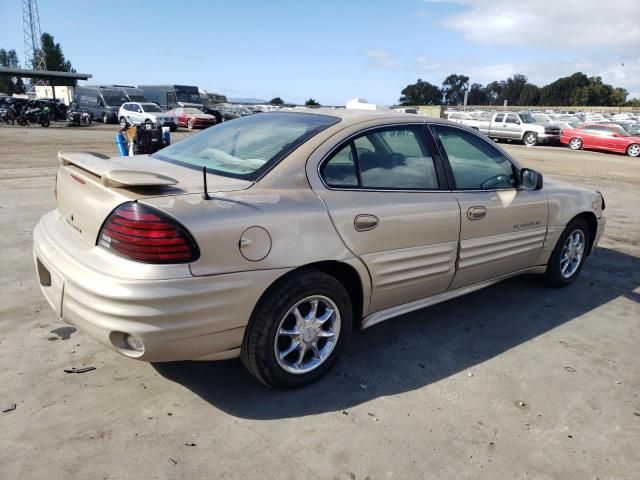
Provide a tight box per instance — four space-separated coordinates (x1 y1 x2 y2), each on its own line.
1 122 638 480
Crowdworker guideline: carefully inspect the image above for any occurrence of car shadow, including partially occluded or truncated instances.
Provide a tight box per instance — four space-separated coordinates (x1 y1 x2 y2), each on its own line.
153 246 639 419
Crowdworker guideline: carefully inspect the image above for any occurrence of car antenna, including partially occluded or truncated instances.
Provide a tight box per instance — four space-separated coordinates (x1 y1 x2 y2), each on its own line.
202 166 211 200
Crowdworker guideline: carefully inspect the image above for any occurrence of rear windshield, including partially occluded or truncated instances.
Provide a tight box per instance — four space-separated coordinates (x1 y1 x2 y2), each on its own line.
153 112 340 180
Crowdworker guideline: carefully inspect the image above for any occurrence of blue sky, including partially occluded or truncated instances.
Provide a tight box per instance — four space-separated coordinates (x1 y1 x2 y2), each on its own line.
1 0 638 104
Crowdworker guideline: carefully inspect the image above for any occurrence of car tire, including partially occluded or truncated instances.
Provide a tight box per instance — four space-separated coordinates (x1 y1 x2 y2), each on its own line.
626 143 640 157
103 113 109 124
170 126 177 132
523 132 538 146
241 269 353 389
187 118 194 129
543 217 590 288
40 117 50 127
569 138 582 150
119 117 128 128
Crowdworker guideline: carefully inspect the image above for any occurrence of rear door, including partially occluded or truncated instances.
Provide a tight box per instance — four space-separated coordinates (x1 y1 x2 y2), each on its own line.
313 124 461 313
489 113 505 137
429 124 548 288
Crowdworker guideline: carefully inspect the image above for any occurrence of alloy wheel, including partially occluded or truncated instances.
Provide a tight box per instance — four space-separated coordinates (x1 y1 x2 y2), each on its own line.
628 144 640 157
560 229 585 279
569 138 582 150
274 295 341 374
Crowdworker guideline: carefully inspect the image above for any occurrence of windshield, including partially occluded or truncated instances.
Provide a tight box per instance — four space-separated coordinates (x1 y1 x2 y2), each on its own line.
519 113 538 124
141 104 163 113
621 124 640 135
153 112 340 180
102 93 128 106
612 126 631 137
176 90 202 104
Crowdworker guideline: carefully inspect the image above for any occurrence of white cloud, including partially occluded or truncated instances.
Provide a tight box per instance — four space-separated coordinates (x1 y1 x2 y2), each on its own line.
363 50 399 69
433 0 640 50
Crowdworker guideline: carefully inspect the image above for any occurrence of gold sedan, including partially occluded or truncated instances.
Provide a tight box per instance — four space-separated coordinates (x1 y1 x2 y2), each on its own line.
33 110 606 388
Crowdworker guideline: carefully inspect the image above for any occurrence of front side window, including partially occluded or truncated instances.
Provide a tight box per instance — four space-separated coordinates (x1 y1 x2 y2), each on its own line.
431 125 517 190
154 112 340 180
321 126 439 190
505 114 519 124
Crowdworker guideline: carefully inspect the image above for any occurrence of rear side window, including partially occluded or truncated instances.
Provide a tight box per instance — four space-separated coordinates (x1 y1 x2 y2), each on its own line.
321 144 358 188
321 126 439 190
494 114 505 123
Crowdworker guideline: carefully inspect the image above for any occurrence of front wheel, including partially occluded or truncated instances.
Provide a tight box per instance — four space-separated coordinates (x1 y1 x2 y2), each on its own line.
241 269 352 389
523 132 538 146
543 218 590 288
187 118 194 129
103 113 109 124
627 143 640 157
119 117 128 128
569 138 582 150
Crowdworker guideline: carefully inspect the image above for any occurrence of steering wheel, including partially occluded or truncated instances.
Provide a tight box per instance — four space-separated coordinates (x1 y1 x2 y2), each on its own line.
480 174 511 189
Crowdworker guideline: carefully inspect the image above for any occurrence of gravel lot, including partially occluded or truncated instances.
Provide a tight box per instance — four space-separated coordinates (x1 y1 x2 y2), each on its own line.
1 122 638 480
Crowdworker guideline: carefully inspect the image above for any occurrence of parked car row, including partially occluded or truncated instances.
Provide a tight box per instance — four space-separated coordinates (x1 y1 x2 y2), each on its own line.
446 109 640 156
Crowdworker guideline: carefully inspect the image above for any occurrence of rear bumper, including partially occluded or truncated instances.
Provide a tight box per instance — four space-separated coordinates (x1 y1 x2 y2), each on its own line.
33 211 289 362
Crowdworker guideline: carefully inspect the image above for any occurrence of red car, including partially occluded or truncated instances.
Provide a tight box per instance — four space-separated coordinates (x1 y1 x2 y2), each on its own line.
168 107 217 130
560 123 640 157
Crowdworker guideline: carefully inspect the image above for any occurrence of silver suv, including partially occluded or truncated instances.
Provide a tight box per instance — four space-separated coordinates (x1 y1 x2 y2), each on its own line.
118 102 177 131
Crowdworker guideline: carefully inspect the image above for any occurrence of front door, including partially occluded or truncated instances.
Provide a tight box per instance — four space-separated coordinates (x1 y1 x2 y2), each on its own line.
314 125 461 313
429 124 548 289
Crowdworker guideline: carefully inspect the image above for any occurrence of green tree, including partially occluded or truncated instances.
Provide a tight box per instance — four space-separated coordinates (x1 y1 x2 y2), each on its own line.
304 98 320 106
518 83 540 106
609 87 628 106
0 49 26 95
38 33 76 85
483 81 504 105
539 72 589 105
269 97 284 105
441 74 469 105
399 79 441 105
501 74 529 105
466 83 487 105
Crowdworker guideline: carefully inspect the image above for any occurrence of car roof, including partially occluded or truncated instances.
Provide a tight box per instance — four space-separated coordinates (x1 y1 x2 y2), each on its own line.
272 107 451 128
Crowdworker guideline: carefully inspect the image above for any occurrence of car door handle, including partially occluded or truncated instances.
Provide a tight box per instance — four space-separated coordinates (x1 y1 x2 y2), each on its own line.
354 214 379 231
467 206 487 220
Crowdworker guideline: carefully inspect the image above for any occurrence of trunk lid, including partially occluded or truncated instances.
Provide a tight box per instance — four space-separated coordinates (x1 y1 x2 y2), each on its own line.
56 151 251 245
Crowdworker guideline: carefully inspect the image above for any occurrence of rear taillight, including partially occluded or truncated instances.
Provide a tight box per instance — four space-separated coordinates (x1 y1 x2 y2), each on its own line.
98 202 199 264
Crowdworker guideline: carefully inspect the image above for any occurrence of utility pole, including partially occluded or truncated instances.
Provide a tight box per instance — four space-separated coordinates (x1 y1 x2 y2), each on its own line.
22 0 46 71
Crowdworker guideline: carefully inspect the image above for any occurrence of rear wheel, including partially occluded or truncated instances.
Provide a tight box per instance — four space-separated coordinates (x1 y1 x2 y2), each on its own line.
523 132 538 146
543 218 590 288
627 144 640 157
102 113 109 124
569 138 582 150
119 117 128 128
241 269 352 389
40 117 50 127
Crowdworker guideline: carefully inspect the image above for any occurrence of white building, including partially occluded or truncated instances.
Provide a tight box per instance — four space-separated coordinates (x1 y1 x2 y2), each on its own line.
345 98 388 111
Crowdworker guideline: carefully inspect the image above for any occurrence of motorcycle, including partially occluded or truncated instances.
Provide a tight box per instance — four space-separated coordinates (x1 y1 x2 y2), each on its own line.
16 107 51 127
66 108 92 127
0 105 18 125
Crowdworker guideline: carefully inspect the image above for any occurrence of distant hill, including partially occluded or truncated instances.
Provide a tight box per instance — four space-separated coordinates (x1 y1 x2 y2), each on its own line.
228 97 268 104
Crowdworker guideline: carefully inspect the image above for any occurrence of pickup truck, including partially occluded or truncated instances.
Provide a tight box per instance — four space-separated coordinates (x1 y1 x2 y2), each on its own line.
477 112 561 146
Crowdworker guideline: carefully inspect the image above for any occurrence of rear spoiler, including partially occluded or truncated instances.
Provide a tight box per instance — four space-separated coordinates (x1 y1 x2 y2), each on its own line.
58 151 178 188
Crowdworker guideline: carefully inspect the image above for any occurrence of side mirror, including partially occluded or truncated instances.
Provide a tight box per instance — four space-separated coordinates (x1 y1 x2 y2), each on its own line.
520 168 543 190
612 133 620 137
515 120 521 125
